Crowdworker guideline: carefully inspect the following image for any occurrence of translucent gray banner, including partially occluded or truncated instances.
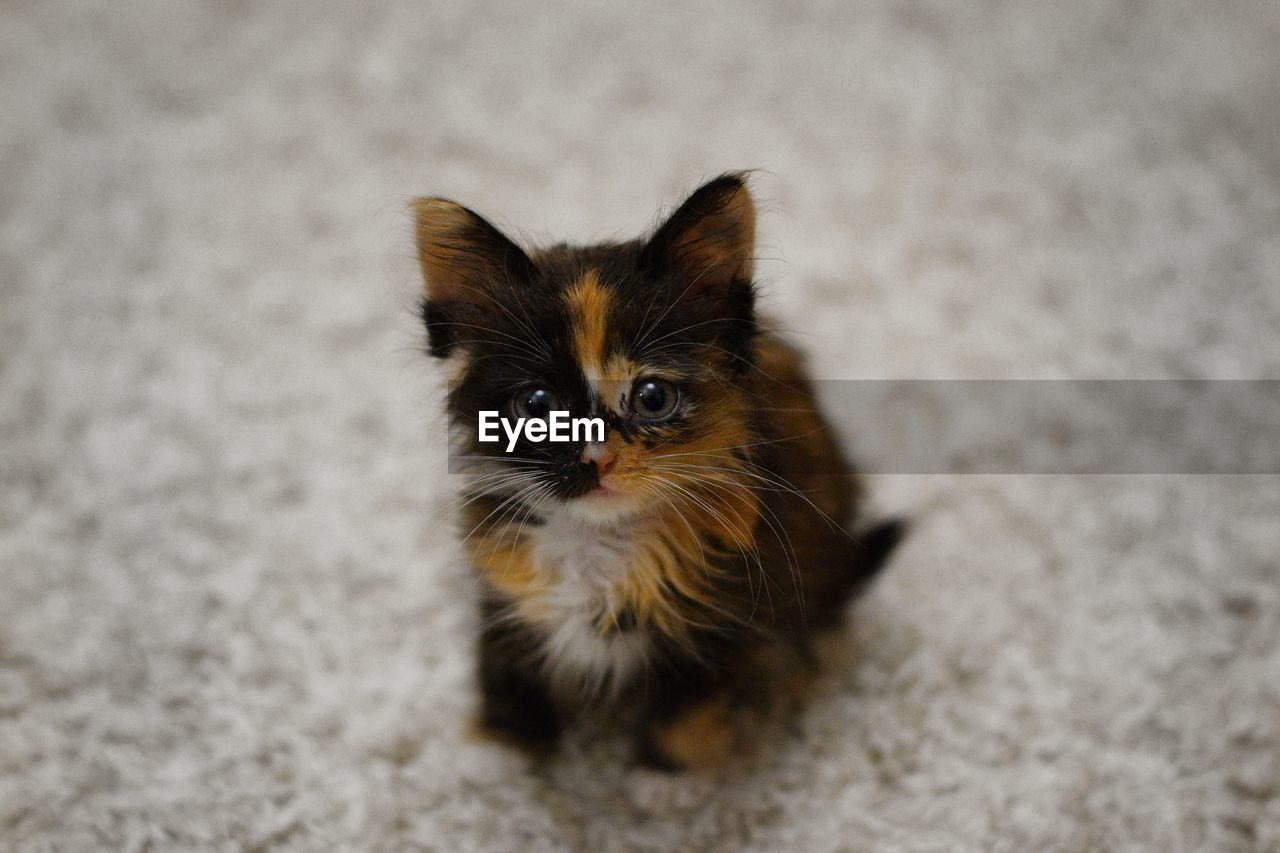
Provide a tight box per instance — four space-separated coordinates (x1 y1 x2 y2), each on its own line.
445 381 1280 475
821 380 1279 474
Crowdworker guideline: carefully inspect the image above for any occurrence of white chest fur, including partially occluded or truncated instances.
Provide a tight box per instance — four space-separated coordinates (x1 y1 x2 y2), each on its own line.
524 513 651 691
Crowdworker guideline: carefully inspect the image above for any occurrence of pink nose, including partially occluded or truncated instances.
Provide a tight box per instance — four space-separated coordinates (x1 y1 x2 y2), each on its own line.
582 445 617 477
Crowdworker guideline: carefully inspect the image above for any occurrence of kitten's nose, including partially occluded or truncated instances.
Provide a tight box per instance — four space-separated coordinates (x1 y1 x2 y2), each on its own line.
581 443 617 478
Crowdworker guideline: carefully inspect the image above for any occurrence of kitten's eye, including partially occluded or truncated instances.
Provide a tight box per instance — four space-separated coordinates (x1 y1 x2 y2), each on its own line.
513 387 557 420
631 379 679 420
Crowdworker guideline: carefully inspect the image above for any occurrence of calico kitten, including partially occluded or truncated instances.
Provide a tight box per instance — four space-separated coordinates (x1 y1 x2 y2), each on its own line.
415 174 904 771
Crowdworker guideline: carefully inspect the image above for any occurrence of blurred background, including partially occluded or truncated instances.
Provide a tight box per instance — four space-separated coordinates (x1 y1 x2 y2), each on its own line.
2 1 1278 849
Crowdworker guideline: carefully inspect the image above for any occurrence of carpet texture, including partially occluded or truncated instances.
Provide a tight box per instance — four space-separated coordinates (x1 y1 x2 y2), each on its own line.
2 1 1279 849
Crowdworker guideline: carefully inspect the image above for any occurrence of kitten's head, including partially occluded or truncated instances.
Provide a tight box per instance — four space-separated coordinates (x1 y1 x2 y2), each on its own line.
416 173 760 525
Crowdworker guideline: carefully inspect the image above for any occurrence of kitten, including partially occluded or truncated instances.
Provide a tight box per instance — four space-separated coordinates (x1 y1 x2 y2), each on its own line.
415 173 904 771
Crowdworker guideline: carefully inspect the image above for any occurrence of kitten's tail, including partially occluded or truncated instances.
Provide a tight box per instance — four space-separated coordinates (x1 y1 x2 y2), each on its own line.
802 517 906 630
846 517 908 597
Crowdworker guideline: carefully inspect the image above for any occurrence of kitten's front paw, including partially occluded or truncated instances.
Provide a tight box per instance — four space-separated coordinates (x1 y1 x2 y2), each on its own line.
467 705 560 760
636 698 735 774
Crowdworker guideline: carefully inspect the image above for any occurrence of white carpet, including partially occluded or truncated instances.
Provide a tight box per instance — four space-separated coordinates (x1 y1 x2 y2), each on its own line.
2 1 1279 849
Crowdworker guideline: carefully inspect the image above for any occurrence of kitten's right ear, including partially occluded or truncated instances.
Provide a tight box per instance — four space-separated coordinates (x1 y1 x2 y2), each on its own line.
638 172 756 300
413 198 534 357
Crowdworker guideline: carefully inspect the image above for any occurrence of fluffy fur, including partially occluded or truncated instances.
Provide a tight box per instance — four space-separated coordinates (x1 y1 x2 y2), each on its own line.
416 175 903 769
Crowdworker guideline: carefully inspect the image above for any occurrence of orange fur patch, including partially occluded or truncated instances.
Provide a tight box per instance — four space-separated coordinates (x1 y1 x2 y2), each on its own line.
464 509 551 620
606 520 721 639
563 270 611 381
563 272 639 411
653 695 735 772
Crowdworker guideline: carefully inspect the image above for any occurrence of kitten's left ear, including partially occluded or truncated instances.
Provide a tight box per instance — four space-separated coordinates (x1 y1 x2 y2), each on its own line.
413 197 534 304
413 197 534 358
639 172 756 298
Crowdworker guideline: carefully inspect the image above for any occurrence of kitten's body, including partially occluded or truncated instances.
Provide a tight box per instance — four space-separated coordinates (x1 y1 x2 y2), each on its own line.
417 175 903 770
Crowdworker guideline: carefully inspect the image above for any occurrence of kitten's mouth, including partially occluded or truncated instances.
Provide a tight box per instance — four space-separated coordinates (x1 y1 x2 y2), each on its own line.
587 483 613 498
